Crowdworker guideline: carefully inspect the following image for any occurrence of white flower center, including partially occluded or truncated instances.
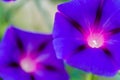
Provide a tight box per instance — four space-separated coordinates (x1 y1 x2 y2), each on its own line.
20 57 37 73
87 33 104 48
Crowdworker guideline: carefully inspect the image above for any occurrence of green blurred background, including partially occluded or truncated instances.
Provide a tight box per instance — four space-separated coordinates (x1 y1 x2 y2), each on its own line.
0 0 120 80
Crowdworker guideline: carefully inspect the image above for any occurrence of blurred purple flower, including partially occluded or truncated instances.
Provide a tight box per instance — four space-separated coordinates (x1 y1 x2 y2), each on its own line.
0 26 69 80
2 0 15 2
53 0 120 76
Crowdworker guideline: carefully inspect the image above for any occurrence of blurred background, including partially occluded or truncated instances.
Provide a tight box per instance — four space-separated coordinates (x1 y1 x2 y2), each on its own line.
0 0 120 80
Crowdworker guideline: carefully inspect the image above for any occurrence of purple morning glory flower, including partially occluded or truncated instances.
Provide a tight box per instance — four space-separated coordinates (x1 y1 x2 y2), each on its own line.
2 0 15 2
0 26 69 80
53 0 120 76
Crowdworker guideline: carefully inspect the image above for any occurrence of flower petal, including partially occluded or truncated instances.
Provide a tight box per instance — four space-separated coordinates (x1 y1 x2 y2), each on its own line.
66 47 118 76
53 12 83 39
101 0 120 26
0 68 30 80
53 35 118 76
102 10 120 33
58 0 89 30
36 39 69 80
105 33 120 68
0 25 52 64
53 38 86 59
34 69 68 80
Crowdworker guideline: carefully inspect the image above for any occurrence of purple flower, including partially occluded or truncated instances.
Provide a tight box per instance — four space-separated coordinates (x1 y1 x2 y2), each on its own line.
0 26 69 80
53 0 120 76
2 0 15 2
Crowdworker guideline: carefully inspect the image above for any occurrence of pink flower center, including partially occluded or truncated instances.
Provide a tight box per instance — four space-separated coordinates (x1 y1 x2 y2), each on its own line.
20 57 37 73
87 33 104 48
